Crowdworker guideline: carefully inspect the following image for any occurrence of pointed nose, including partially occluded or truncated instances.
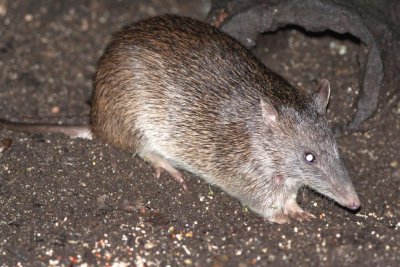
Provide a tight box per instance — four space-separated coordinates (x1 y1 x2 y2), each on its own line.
345 197 361 210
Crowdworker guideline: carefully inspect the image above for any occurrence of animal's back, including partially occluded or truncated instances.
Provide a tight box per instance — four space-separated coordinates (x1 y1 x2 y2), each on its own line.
90 15 307 181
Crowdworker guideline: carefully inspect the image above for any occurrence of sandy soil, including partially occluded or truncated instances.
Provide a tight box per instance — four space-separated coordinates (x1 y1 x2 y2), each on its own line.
0 1 399 266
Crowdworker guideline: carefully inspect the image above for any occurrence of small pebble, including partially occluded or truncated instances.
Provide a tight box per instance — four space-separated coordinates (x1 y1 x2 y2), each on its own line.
144 241 155 249
24 14 33 22
390 160 398 168
51 106 60 114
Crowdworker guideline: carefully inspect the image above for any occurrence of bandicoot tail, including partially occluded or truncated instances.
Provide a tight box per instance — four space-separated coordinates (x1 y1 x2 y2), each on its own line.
0 118 92 139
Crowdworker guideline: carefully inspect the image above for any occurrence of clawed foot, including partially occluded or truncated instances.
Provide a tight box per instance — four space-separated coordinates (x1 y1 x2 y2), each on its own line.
285 198 315 223
270 210 315 224
270 213 290 224
142 152 187 190
269 199 316 224
287 210 316 222
154 166 187 190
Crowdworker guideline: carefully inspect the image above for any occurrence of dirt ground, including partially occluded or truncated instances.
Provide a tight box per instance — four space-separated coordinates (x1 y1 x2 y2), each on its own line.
0 1 399 266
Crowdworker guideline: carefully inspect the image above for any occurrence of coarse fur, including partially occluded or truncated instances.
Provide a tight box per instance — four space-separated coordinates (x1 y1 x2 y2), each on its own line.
90 15 360 223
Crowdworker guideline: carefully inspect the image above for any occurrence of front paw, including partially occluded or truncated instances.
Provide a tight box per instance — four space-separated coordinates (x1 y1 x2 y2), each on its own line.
284 198 316 222
269 212 291 224
287 210 316 222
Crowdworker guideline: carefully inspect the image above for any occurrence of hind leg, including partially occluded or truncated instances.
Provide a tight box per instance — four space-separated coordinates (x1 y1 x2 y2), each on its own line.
141 151 187 190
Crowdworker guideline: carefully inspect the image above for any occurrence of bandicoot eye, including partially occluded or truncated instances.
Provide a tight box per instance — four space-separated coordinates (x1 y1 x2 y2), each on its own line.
305 152 316 163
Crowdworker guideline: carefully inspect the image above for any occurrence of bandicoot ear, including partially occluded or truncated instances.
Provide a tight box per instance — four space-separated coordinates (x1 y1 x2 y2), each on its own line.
261 98 278 125
314 79 331 114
